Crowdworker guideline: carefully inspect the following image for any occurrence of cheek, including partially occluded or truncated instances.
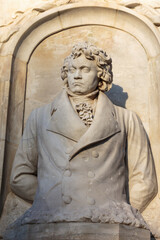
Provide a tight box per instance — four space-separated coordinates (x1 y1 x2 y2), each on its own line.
88 74 98 85
68 76 74 85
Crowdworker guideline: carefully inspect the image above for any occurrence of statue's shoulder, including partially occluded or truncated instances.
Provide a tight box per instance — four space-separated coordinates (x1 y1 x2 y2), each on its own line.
113 104 141 127
31 91 64 118
114 104 133 116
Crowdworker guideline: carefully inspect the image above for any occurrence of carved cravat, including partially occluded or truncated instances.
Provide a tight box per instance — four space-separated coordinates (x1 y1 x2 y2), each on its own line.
75 102 94 126
66 87 98 126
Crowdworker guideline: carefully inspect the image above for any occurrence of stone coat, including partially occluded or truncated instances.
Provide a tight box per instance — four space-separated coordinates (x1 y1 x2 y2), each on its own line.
10 90 157 226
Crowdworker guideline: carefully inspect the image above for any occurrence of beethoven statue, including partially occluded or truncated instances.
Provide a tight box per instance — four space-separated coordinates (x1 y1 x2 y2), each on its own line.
4 42 157 239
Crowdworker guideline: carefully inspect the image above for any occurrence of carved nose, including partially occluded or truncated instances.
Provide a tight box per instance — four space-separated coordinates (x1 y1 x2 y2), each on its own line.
74 69 82 79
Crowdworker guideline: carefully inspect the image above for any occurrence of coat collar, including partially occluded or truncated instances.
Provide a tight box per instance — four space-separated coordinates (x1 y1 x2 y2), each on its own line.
47 90 88 142
47 90 121 160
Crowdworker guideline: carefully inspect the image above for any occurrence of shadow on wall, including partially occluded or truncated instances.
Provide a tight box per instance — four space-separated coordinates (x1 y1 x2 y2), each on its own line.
151 234 156 240
106 84 128 108
106 85 157 240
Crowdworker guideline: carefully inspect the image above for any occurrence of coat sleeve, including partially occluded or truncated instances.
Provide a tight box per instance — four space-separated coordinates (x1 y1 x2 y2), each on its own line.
126 111 158 212
10 109 38 202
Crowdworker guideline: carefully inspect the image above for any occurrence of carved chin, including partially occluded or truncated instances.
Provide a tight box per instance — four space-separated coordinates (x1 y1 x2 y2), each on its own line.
70 86 83 93
69 86 98 95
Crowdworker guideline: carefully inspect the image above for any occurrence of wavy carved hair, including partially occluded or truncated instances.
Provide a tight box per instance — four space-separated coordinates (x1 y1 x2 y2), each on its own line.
61 42 113 92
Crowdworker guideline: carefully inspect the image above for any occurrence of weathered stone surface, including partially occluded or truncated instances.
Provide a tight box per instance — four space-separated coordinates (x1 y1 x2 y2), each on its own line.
5 43 155 240
6 58 27 144
142 195 160 238
0 55 12 193
3 222 150 240
0 192 31 239
25 25 150 129
0 1 160 239
0 141 19 208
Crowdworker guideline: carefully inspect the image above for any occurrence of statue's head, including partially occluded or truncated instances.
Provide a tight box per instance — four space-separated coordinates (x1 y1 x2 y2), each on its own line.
61 42 113 95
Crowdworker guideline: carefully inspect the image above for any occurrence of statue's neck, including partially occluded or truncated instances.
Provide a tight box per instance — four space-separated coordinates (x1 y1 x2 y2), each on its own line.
66 87 99 102
65 87 99 126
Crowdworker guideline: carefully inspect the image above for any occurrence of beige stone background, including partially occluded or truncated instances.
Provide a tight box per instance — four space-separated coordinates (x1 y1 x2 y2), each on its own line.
0 0 160 239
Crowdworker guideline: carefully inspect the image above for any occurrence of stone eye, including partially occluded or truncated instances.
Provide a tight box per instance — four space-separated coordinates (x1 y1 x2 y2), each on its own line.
69 67 76 73
82 67 90 73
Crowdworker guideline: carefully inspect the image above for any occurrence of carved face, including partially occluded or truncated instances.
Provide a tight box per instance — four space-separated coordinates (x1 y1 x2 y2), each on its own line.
67 54 99 95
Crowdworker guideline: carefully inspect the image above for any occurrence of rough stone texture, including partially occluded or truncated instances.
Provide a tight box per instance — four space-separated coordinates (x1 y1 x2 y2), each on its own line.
0 192 31 238
0 1 160 239
0 58 28 212
25 25 150 129
6 58 27 144
3 222 150 240
3 43 155 240
0 55 12 193
1 0 160 36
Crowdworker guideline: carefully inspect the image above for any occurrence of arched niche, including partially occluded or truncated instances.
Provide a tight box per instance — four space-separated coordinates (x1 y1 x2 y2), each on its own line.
0 1 160 233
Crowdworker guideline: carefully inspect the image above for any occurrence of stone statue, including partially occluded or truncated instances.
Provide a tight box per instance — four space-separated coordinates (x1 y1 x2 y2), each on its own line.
5 42 157 239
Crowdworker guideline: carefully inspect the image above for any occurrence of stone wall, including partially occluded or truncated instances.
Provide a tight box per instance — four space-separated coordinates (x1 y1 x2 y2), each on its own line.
0 0 160 239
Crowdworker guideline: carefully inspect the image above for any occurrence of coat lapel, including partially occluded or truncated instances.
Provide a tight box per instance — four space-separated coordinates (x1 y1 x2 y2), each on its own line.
69 91 121 160
46 90 88 141
47 90 121 160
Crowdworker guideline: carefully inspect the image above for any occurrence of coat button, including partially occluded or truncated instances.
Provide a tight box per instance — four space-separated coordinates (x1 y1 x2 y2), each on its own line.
64 170 72 177
92 151 99 158
62 195 72 204
87 197 95 205
88 171 95 178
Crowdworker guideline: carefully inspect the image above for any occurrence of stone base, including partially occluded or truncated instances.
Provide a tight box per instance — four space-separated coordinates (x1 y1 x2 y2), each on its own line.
4 222 150 240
